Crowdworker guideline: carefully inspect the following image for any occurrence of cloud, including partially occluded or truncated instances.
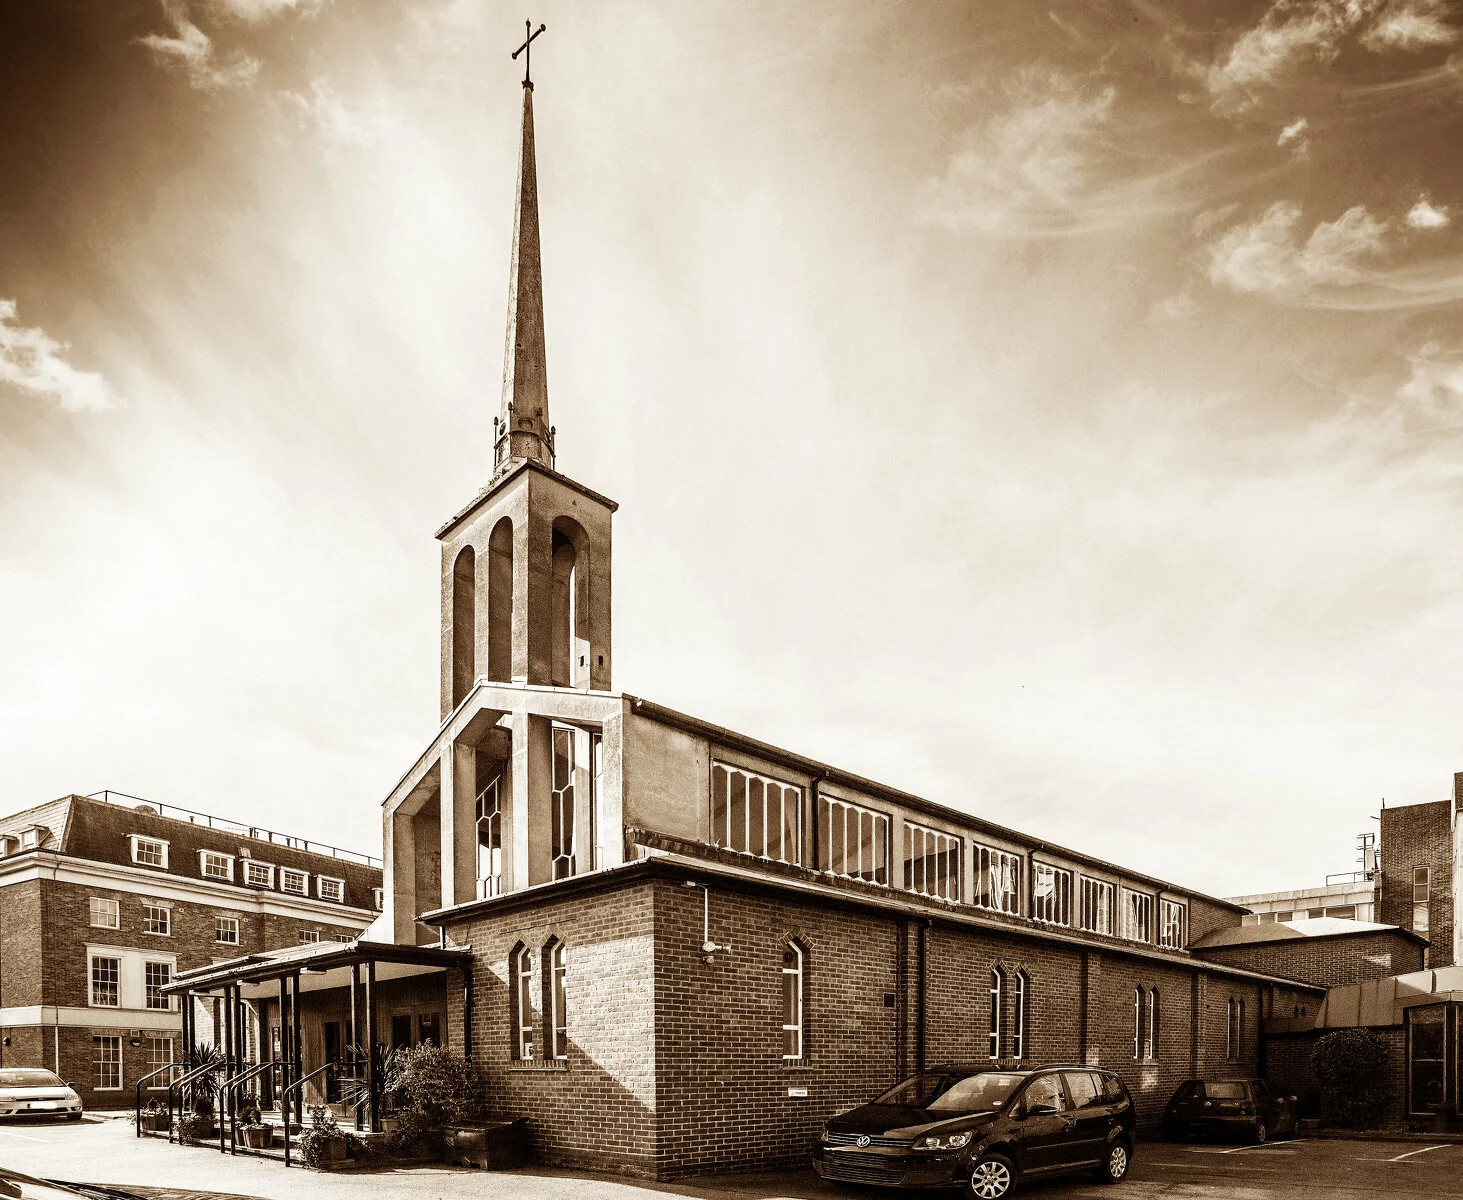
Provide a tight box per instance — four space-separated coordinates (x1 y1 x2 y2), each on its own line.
919 68 1116 236
211 0 330 20
279 82 385 147
1207 201 1390 295
0 300 117 413
139 0 260 91
1149 289 1199 324
1277 116 1310 157
1397 344 1463 422
1406 196 1450 229
1209 0 1457 104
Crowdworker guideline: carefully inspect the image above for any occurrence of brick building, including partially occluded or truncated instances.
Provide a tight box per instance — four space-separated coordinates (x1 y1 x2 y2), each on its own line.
1378 785 1459 968
1190 918 1426 989
0 792 381 1108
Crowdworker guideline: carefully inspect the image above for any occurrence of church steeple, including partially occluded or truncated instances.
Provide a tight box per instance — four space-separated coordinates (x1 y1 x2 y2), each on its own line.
494 32 554 475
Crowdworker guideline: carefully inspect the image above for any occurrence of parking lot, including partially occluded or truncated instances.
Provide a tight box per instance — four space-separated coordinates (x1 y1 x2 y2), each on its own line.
2 1117 1463 1199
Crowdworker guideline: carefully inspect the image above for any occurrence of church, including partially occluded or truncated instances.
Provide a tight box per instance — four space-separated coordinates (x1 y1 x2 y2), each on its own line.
173 62 1331 1179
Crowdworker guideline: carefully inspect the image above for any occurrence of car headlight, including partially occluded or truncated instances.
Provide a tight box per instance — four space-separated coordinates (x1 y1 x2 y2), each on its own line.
819 1127 833 1144
915 1131 972 1151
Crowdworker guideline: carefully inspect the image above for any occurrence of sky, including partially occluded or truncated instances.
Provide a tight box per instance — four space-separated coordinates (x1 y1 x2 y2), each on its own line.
2 0 1461 898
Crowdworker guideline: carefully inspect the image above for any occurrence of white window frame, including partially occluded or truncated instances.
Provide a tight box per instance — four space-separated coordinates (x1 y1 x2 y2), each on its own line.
1159 899 1187 949
781 942 804 1061
215 915 240 945
129 835 169 869
551 940 570 1061
1012 971 1028 1060
280 868 308 895
144 960 174 1012
242 860 275 889
1413 866 1431 903
514 946 535 1060
1146 988 1159 1060
145 1036 174 1088
903 822 961 902
711 759 803 865
1121 889 1154 943
1133 987 1143 1060
93 1035 123 1091
1078 876 1114 935
988 968 1004 1059
372 888 384 911
974 844 1021 915
89 952 121 1009
1031 861 1072 926
198 850 234 882
316 875 345 903
299 929 321 944
89 897 120 930
335 933 354 944
141 901 171 937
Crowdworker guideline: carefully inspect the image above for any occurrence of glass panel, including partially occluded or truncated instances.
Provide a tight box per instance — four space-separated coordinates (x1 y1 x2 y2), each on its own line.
829 805 847 877
748 778 765 856
1064 1071 1098 1109
711 765 729 846
418 1012 440 1048
873 812 888 885
729 772 747 853
390 1014 412 1049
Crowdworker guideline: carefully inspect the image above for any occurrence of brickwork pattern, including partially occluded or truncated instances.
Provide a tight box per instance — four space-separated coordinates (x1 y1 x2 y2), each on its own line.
1379 800 1453 969
1195 930 1424 989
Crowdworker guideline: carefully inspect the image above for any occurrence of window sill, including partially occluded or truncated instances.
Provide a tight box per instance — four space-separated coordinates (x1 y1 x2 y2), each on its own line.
783 1061 814 1072
508 1060 569 1073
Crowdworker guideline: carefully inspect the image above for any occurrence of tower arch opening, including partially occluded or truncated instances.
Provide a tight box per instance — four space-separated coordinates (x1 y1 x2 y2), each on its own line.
550 516 590 688
450 546 476 709
487 517 513 682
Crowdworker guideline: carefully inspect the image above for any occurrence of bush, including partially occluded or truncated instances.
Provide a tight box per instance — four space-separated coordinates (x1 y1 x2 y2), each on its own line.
177 1113 213 1143
390 1044 476 1129
1311 1028 1393 1129
298 1107 349 1169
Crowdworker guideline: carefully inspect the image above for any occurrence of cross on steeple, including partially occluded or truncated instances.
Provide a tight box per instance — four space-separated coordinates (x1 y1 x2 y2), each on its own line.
512 20 546 87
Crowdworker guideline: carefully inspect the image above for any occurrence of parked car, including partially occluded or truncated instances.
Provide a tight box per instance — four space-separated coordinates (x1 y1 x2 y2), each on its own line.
1161 1078 1297 1143
0 1071 82 1121
813 1064 1135 1198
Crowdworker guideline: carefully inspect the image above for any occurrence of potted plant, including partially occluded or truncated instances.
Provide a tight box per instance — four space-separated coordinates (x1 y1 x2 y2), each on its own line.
298 1106 349 1168
139 1098 170 1133
178 1093 214 1143
238 1100 271 1150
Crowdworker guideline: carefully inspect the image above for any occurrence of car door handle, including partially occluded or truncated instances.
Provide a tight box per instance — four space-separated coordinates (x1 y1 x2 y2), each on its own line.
1063 1118 1077 1130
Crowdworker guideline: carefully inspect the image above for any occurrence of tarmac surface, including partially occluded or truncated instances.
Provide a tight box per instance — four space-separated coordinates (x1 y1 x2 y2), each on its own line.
2 1115 1462 1199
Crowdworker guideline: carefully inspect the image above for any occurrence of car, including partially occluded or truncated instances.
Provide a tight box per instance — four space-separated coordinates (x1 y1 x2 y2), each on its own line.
0 1070 83 1121
813 1064 1135 1198
1160 1077 1298 1143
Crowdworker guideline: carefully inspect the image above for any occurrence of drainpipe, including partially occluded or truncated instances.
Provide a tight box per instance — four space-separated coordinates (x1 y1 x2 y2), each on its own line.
916 920 930 1072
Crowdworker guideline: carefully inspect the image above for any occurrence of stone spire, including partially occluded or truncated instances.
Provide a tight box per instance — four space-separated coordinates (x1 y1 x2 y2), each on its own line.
494 77 554 473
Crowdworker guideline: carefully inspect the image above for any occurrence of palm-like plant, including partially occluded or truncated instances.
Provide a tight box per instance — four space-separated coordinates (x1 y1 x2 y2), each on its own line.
337 1042 400 1120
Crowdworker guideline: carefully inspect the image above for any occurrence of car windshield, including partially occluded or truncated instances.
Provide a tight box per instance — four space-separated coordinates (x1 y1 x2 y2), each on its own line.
873 1074 951 1108
927 1073 1025 1113
1205 1082 1248 1100
0 1070 64 1088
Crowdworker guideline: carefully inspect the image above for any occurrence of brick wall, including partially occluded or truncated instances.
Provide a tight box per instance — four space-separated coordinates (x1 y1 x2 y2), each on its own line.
1194 930 1425 989
1379 800 1453 968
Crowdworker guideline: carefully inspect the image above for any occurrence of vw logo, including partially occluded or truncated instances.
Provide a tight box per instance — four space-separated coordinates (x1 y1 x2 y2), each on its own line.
855 1135 871 1148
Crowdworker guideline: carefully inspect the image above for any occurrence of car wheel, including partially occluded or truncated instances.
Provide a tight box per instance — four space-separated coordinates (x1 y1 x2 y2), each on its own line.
966 1152 1016 1199
1093 1139 1131 1185
66 1113 83 1122
1252 1119 1267 1144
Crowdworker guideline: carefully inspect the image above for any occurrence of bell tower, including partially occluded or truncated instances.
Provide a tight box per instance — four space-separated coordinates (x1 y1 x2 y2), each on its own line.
435 43 615 719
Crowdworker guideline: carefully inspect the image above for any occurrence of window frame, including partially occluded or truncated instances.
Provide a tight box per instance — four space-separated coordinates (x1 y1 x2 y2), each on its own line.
476 775 504 900
89 952 121 1009
1012 971 1028 1061
298 929 321 944
1133 987 1143 1059
144 960 173 1012
145 1036 174 1089
974 844 1022 915
1413 866 1431 903
1031 861 1073 926
93 1035 123 1092
242 860 275 889
710 759 803 866
1078 876 1114 935
316 875 345 903
902 821 962 903
198 850 234 882
89 897 120 930
548 939 569 1061
372 887 384 911
214 915 241 946
141 901 171 937
816 794 891 886
989 968 1004 1060
129 835 169 869
1146 988 1159 1060
1121 889 1154 943
512 944 535 1061
279 868 308 895
781 942 806 1062
1159 899 1187 948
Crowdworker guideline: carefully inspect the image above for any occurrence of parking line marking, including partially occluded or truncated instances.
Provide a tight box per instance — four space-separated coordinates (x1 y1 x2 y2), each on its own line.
0 1129 44 1142
1386 1144 1450 1162
1218 1138 1308 1154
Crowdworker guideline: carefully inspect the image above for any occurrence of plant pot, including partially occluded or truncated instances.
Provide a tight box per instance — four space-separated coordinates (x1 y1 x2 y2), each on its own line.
317 1138 349 1165
140 1113 170 1133
240 1125 271 1149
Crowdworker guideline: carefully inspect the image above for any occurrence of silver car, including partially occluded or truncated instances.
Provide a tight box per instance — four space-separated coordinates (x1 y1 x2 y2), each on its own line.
0 1070 82 1120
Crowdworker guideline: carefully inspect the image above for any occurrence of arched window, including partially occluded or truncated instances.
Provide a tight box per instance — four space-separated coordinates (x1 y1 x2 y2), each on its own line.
486 518 513 683
1012 972 1028 1060
476 775 502 899
1147 989 1159 1060
988 969 1004 1060
542 938 568 1060
450 546 476 708
1133 987 1143 1060
510 944 534 1060
1226 997 1245 1062
781 943 806 1061
549 517 590 688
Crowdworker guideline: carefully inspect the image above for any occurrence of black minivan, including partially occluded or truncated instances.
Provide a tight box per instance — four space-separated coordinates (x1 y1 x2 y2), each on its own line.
813 1064 1135 1198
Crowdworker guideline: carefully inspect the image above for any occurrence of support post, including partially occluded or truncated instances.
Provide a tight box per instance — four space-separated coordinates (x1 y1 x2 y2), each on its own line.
291 972 303 1126
462 965 473 1060
350 962 361 1131
365 960 379 1133
277 975 289 1112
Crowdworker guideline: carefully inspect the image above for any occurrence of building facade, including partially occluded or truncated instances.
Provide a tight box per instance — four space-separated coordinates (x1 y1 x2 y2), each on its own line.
0 793 381 1108
1378 787 1460 969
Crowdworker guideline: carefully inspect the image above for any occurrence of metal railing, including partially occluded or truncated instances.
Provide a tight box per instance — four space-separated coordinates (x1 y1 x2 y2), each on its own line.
220 1060 290 1156
165 1059 224 1145
85 789 381 867
134 1063 186 1137
280 1063 336 1169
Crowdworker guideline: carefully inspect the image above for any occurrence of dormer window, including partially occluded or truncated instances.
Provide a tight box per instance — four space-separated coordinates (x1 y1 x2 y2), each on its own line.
18 826 45 850
130 835 169 869
317 876 344 903
0 836 18 857
199 850 234 882
280 868 307 895
243 860 275 889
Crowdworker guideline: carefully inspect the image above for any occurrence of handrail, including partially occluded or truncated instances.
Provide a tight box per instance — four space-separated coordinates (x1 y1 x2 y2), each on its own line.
220 1060 288 1156
280 1063 335 1169
134 1063 186 1137
165 1059 224 1146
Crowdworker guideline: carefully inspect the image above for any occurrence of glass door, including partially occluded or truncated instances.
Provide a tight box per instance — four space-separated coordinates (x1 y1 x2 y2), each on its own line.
1408 1004 1447 1115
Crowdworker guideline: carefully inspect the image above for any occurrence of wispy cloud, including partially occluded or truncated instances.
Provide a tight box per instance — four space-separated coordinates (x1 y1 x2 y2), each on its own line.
1207 201 1389 294
279 82 386 147
0 300 116 413
1397 344 1463 423
1208 0 1457 105
1277 115 1310 157
138 0 259 91
1406 196 1451 229
212 0 330 20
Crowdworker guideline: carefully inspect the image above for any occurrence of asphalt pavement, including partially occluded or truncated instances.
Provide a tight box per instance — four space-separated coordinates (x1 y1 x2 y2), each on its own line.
1 1115 1461 1199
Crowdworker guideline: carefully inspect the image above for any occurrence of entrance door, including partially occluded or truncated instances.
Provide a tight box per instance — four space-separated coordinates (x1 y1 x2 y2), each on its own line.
386 1007 445 1052
1409 1005 1447 1115
324 1021 343 1102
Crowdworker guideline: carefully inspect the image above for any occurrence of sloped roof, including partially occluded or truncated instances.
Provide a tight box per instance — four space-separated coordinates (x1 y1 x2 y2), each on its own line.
1193 916 1419 949
0 797 73 849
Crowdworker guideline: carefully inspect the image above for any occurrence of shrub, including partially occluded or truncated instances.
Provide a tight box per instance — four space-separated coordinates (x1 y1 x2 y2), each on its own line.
1311 1028 1393 1129
298 1107 349 1169
390 1044 476 1129
177 1113 213 1143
